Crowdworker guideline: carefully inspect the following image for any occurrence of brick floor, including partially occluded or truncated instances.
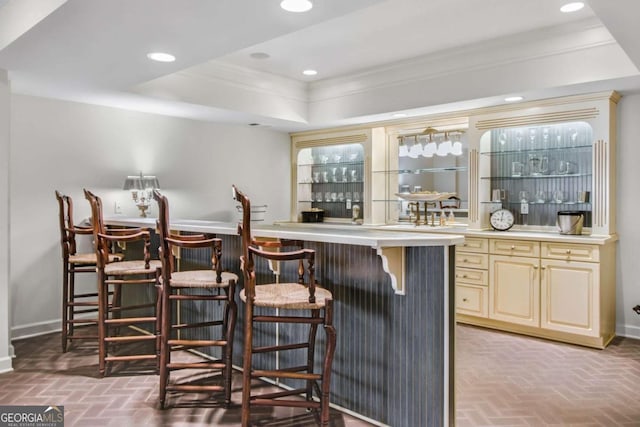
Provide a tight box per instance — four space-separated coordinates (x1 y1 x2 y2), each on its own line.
1 325 640 426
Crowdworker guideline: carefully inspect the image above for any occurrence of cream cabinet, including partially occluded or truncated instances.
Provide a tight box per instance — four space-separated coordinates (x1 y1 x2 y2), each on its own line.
456 237 616 349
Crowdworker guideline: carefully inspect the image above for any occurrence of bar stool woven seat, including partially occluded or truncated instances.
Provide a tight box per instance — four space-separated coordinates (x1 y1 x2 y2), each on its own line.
168 270 238 288
104 260 162 275
240 283 332 309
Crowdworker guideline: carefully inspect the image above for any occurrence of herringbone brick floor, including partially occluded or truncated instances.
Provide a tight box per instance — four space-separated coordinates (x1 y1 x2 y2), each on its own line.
456 325 640 427
1 325 639 426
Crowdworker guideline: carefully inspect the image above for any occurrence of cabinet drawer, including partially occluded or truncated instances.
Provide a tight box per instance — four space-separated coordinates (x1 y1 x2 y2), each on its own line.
455 267 488 286
456 284 488 318
456 237 489 254
457 253 488 270
490 239 540 257
541 242 599 262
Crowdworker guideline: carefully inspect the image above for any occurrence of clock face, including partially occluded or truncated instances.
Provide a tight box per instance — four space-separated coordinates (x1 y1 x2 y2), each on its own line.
490 209 515 231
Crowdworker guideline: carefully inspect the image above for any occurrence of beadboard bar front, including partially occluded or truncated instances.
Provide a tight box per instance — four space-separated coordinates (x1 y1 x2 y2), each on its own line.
105 217 462 427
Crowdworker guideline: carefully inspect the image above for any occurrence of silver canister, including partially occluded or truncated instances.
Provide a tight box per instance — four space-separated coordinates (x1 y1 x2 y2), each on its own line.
557 211 584 235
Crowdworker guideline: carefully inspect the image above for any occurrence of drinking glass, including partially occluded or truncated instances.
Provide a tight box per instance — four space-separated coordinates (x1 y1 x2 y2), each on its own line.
552 190 564 203
519 190 529 202
353 191 360 202
535 190 546 203
325 192 331 202
512 161 524 177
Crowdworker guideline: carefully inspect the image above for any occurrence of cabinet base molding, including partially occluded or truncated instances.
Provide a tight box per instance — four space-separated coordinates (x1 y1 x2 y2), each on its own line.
456 314 615 349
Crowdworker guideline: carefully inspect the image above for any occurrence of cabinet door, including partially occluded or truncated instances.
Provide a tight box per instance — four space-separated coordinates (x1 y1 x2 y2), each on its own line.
540 259 599 336
489 255 540 327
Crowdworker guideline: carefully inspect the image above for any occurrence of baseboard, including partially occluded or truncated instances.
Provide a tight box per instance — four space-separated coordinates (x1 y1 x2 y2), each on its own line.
0 356 13 374
11 319 60 341
616 323 640 340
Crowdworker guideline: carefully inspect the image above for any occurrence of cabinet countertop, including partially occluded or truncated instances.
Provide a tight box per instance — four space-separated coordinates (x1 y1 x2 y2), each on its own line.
372 223 617 245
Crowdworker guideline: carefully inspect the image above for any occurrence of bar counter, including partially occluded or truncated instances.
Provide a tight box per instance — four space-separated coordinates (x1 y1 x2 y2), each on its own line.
105 216 464 427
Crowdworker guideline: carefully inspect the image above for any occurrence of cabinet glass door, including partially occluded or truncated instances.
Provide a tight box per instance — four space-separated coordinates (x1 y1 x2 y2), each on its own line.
480 122 593 228
297 143 365 221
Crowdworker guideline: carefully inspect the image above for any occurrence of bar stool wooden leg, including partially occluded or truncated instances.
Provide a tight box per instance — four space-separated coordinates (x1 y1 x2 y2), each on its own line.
223 282 237 406
97 269 107 377
321 300 337 427
241 301 254 427
61 262 70 352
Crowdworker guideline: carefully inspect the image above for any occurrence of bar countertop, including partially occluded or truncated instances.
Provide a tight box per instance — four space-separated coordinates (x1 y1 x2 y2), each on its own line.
104 216 465 249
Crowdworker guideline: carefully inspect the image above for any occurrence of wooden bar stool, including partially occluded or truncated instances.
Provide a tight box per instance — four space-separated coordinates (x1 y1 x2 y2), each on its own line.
153 190 237 408
84 189 162 377
55 191 123 352
233 185 337 427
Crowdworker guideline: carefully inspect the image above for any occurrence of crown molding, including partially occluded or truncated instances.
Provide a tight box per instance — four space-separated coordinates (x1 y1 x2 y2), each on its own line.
308 18 616 103
172 61 307 103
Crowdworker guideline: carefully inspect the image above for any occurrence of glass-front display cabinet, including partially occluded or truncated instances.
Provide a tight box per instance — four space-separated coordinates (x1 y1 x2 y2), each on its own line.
291 127 386 224
376 118 470 226
467 91 620 236
296 143 365 222
480 122 593 228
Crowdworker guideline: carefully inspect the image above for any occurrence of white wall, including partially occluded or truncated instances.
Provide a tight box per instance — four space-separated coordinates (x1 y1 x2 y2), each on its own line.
616 92 640 338
9 94 291 337
0 70 13 372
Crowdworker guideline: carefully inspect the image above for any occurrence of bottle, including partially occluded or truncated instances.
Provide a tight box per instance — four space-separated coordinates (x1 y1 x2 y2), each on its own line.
448 210 455 224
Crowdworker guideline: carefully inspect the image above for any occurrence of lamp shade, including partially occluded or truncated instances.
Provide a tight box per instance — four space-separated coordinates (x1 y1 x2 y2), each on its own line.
123 172 159 190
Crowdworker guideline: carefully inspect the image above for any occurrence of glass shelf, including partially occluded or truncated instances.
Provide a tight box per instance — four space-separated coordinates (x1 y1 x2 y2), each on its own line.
482 201 591 207
297 180 364 185
480 144 592 156
299 200 360 204
298 160 362 168
374 166 467 175
482 173 592 180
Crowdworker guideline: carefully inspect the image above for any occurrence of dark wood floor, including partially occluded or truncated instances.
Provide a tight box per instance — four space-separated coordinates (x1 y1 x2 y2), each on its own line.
1 324 639 426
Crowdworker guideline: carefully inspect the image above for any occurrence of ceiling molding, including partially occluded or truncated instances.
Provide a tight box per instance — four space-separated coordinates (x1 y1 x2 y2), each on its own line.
175 61 308 103
308 18 617 103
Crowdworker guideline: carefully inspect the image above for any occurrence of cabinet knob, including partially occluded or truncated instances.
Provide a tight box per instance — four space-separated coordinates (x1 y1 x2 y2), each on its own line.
566 249 572 254
511 245 516 250
463 259 468 262
463 274 468 278
541 266 546 270
462 298 468 302
533 265 539 269
463 243 468 247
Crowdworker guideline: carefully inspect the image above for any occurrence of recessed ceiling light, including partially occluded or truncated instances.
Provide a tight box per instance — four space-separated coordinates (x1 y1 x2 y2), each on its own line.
504 96 524 102
146 52 176 62
560 2 584 13
392 113 408 118
280 0 313 13
302 69 318 76
250 52 270 60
